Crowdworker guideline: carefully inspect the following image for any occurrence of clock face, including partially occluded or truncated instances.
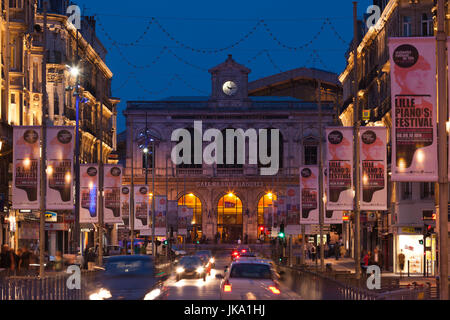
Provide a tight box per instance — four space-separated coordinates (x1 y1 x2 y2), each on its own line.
222 81 238 96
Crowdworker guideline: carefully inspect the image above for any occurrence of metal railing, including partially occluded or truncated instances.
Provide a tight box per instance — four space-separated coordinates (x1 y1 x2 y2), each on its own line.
0 270 99 300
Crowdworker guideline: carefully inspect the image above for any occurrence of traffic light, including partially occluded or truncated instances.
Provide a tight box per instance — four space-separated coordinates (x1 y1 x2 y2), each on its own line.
278 223 285 238
259 226 264 232
163 239 168 245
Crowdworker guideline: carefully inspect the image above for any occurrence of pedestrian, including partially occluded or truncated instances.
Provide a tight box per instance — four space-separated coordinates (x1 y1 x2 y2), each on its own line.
324 243 329 258
20 246 31 272
311 245 316 262
237 237 241 245
373 246 380 267
87 248 96 270
339 244 346 258
363 251 371 266
54 251 63 272
334 243 340 260
0 244 14 273
398 250 405 277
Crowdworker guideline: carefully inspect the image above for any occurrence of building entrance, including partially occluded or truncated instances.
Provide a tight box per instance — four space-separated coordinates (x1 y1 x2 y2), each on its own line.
217 193 243 243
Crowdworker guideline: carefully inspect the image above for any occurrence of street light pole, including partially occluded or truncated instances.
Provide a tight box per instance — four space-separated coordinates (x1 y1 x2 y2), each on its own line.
39 0 48 278
152 138 156 257
318 79 325 272
436 0 448 301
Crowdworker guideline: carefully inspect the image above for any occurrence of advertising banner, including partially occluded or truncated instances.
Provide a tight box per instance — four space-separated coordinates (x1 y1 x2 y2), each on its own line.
168 200 178 231
389 37 437 181
154 195 167 236
46 127 74 210
300 166 320 224
275 196 287 226
326 127 354 210
324 211 343 224
134 186 150 230
360 127 387 210
103 165 123 224
12 127 40 209
80 165 98 223
178 205 189 235
286 186 300 235
120 186 130 226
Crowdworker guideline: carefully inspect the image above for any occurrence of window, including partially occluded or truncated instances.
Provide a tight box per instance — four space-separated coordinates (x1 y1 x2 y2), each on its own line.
403 16 412 36
304 145 318 165
401 182 412 200
420 183 435 199
422 210 434 221
178 193 202 226
421 13 433 36
9 0 23 8
54 91 59 116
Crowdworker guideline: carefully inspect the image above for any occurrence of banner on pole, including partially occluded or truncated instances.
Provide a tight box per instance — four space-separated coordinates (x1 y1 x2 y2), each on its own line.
324 211 343 224
178 205 189 235
286 186 301 234
46 127 74 210
360 127 387 210
120 186 130 226
389 37 437 181
154 195 167 236
300 166 320 224
12 127 40 209
134 186 150 230
80 165 98 223
103 165 123 224
326 127 354 210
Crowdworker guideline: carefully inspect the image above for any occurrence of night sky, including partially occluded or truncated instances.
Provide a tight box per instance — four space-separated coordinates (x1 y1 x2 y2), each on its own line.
73 0 373 132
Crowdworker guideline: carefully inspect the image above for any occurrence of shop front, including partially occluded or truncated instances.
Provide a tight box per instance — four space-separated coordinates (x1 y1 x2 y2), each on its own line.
394 226 425 275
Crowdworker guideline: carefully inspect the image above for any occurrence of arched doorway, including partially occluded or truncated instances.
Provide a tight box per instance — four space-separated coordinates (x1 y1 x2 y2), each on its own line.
257 192 277 240
178 193 202 243
217 193 243 243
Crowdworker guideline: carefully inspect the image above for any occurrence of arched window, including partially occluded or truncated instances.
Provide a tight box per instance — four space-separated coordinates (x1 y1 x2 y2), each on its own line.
178 193 202 226
217 193 243 225
257 193 277 226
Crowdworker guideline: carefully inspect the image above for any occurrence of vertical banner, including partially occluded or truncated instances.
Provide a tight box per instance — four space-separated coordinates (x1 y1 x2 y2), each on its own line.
323 167 343 224
168 200 178 233
80 165 98 223
299 166 320 224
134 186 150 230
46 127 74 210
360 127 387 210
120 186 130 226
389 37 437 181
326 127 354 210
103 165 123 224
286 186 300 234
12 127 40 209
154 195 167 236
178 205 188 235
276 196 287 226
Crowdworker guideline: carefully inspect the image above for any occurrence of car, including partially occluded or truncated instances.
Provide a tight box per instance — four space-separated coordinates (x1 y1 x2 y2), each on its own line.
217 259 282 300
171 245 187 256
231 246 251 261
195 250 215 268
194 253 212 275
175 255 207 282
87 255 169 300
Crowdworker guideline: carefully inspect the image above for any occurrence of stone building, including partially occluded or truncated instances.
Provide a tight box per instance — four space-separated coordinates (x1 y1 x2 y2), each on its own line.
338 0 441 273
0 0 119 253
124 55 341 243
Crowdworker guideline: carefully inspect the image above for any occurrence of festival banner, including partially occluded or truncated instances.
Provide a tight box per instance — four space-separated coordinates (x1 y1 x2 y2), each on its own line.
275 196 287 226
12 127 40 209
80 165 98 223
326 127 354 210
299 166 320 224
177 205 189 235
134 186 150 230
360 127 387 210
154 195 167 236
120 186 130 226
286 185 301 235
103 165 123 224
46 127 74 210
168 200 178 232
324 211 343 224
389 37 437 181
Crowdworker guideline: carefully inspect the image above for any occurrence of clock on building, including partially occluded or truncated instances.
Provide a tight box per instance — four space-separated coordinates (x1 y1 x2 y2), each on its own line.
222 80 238 96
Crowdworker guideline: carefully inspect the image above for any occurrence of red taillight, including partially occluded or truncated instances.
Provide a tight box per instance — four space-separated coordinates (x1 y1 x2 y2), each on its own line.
268 286 281 295
233 251 238 256
224 282 232 292
241 249 246 253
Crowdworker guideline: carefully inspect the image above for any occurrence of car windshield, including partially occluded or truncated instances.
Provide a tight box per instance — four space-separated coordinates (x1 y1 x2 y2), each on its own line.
197 251 211 257
179 256 202 266
230 263 272 279
105 258 154 275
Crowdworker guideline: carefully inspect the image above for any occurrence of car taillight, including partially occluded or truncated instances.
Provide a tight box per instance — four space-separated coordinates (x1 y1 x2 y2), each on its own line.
268 286 281 295
241 249 246 253
224 282 232 292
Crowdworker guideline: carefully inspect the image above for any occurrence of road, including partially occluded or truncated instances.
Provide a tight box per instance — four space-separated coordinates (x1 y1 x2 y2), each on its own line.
164 250 302 300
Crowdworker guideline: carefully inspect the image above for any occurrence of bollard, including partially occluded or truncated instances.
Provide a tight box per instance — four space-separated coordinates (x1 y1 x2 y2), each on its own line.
407 260 410 278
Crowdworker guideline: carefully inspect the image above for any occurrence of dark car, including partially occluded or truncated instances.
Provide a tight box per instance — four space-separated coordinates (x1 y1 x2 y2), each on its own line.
87 255 169 300
231 246 251 261
196 250 215 268
175 255 207 282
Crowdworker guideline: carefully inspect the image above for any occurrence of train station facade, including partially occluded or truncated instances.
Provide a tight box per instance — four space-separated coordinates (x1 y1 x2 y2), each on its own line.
124 55 341 243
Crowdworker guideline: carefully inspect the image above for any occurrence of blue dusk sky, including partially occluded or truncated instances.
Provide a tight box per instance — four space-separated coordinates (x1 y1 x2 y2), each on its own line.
73 0 373 132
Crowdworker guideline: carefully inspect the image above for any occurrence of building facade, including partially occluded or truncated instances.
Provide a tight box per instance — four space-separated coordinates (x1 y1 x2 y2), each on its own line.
124 55 341 243
338 0 445 274
0 0 119 255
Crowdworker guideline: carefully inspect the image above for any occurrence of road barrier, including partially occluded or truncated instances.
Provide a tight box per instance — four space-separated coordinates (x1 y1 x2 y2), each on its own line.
0 270 99 300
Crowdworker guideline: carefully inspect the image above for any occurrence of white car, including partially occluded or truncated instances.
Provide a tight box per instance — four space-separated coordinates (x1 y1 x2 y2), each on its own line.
217 260 282 300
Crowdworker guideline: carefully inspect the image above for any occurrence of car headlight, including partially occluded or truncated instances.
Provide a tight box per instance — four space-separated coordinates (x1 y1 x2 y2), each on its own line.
89 288 112 300
209 258 215 264
196 267 204 274
176 267 185 273
143 288 161 300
